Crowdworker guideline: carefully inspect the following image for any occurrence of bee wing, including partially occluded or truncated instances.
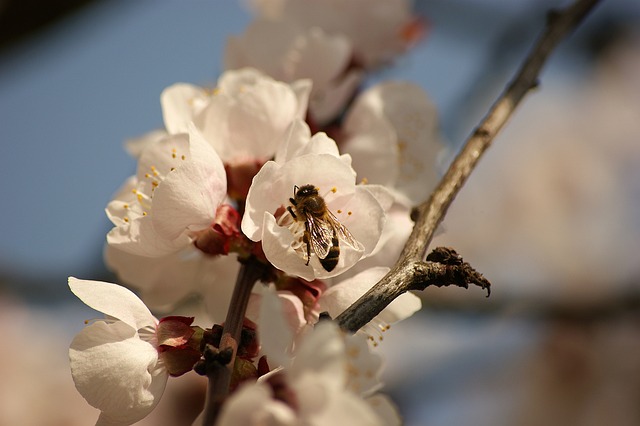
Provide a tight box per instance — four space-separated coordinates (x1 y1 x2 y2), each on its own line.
306 214 334 260
326 211 360 250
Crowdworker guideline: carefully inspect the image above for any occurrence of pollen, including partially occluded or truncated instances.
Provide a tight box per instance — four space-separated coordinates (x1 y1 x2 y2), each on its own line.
331 187 337 193
181 155 186 160
347 211 352 216
360 177 369 184
123 217 129 222
123 204 129 209
337 209 342 214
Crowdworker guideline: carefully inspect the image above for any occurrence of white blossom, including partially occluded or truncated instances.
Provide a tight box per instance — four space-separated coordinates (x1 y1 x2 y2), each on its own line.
68 277 167 426
251 0 420 67
341 81 444 204
162 68 311 165
106 126 226 257
217 319 400 426
241 124 389 280
225 20 363 125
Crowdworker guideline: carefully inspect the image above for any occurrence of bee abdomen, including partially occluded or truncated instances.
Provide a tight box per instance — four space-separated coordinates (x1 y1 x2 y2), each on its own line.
320 236 340 272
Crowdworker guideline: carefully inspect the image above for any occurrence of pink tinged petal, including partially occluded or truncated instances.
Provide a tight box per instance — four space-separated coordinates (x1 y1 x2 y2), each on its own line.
241 161 285 242
136 133 190 183
105 177 138 227
366 394 402 426
151 158 225 239
217 382 297 426
106 215 190 257
196 76 301 162
223 21 297 78
216 67 270 92
161 83 210 134
254 286 295 368
104 245 205 312
375 288 421 325
291 321 345 381
304 389 384 426
68 277 156 330
70 321 167 425
274 119 313 164
288 28 352 87
289 78 312 120
151 126 226 240
318 267 391 319
262 212 318 282
344 333 384 396
124 129 168 159
201 254 241 325
310 69 364 126
329 186 385 256
275 121 341 165
362 82 444 203
342 86 399 187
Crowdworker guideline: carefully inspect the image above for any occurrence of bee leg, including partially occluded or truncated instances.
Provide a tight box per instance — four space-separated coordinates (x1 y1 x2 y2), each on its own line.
287 205 297 220
303 228 311 266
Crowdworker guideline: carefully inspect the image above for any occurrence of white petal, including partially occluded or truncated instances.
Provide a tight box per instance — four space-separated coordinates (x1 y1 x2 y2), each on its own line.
375 290 421 325
255 285 295 368
291 321 345 381
151 158 226 239
366 394 402 426
217 382 296 426
106 215 190 257
329 185 385 256
241 161 285 242
70 321 167 425
318 267 390 319
69 277 156 330
274 119 313 164
161 83 210 134
319 267 421 328
196 75 302 162
310 69 363 125
124 129 168 159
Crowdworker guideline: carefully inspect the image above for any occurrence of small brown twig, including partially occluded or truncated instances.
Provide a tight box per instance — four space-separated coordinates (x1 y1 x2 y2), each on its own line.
201 256 267 426
336 0 602 333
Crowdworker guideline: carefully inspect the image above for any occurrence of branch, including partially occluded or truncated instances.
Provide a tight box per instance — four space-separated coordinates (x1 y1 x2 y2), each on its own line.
336 0 602 333
201 256 267 426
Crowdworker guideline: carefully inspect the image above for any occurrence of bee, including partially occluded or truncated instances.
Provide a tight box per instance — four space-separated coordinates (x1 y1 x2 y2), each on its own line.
287 184 359 272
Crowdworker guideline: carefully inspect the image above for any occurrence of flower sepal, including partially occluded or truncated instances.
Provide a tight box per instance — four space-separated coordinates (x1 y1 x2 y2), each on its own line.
157 316 203 377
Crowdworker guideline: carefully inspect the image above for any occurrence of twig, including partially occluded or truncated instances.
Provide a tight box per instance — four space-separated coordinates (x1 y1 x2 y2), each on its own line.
336 0 602 333
201 256 266 426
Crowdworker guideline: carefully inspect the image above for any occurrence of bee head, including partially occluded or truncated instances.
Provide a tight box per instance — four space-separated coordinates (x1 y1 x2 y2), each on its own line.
296 184 318 197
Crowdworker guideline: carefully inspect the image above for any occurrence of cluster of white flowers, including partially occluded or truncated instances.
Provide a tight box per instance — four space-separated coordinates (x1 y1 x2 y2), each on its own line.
69 1 443 425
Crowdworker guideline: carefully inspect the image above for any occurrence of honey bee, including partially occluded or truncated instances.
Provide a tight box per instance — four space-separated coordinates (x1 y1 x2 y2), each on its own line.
287 184 359 272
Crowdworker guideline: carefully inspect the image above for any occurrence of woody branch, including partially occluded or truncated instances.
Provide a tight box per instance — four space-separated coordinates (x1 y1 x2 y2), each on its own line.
336 0 603 333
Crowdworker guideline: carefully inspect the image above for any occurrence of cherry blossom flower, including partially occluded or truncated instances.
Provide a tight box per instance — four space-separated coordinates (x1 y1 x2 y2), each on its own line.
106 126 227 257
225 20 363 125
68 278 201 425
216 318 401 425
241 124 390 280
341 81 444 204
162 68 310 162
251 0 422 67
218 314 401 425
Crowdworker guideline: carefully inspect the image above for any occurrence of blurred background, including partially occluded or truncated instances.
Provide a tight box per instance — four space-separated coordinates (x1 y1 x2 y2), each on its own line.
1 0 640 425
